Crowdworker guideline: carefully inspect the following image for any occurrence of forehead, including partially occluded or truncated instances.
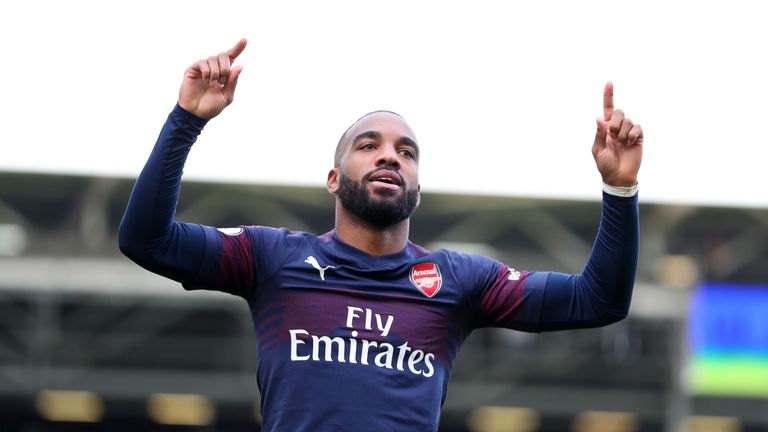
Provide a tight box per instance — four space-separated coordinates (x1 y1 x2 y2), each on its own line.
346 112 417 144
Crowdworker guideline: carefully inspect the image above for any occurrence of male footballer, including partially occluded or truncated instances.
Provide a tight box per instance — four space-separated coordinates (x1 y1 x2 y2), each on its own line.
119 39 643 431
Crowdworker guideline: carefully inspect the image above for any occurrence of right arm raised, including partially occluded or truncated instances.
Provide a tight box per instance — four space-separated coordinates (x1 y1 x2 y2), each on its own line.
118 40 247 284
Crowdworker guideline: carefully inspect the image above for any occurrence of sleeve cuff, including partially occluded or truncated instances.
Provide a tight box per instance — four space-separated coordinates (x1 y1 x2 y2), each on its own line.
603 182 638 197
172 103 209 130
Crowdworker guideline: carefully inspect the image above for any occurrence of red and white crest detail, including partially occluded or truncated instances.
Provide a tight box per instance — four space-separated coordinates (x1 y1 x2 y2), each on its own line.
410 263 442 298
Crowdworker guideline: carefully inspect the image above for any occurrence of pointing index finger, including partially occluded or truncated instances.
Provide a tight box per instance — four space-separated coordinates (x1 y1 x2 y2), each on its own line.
227 38 248 61
603 81 614 121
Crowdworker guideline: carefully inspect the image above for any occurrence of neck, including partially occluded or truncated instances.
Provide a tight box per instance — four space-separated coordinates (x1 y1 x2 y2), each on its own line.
334 205 410 256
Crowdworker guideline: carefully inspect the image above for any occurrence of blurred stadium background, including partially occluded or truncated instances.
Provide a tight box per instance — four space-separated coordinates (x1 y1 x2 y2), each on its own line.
0 172 766 432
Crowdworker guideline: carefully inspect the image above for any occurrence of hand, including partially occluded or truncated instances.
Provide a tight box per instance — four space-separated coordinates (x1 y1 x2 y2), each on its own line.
592 82 643 187
178 39 247 120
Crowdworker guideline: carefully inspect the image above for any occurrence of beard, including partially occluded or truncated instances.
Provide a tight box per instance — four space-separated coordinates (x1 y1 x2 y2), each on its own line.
337 171 419 229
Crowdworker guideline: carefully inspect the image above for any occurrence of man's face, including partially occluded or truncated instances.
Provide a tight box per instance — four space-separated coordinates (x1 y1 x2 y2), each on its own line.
328 112 420 228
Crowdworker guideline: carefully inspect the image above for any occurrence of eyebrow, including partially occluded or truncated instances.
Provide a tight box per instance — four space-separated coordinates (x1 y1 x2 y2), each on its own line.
352 131 420 156
353 131 382 143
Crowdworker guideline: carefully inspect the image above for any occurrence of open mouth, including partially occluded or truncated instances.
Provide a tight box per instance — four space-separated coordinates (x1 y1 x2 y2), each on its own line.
367 169 403 188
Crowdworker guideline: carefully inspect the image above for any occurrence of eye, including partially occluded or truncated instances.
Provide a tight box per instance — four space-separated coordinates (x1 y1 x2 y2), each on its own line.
398 148 415 159
359 142 376 150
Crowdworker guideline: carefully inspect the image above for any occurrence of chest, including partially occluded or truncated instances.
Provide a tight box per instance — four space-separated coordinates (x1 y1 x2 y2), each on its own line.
251 251 470 356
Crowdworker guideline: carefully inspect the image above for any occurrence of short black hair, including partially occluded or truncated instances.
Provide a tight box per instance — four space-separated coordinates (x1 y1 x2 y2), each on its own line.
334 110 404 167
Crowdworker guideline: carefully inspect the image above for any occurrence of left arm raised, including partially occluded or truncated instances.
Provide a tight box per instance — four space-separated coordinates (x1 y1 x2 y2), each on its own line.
538 82 643 329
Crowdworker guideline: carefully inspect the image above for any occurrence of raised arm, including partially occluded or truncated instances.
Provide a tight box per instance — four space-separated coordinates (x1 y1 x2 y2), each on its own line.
473 84 643 332
539 82 643 329
118 40 247 284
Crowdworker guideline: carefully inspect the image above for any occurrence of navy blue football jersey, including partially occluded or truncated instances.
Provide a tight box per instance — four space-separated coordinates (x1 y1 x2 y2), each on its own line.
188 226 546 430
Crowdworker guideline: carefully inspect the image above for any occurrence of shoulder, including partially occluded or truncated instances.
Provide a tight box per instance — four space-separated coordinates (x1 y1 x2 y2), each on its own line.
437 248 498 267
217 226 321 251
239 226 316 239
416 247 500 281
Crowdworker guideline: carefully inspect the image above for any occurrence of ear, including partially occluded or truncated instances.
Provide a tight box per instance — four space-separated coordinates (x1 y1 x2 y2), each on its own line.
416 184 421 207
327 168 340 194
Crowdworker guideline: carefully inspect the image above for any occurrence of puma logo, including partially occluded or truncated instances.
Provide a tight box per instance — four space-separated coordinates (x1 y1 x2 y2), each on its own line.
304 256 335 281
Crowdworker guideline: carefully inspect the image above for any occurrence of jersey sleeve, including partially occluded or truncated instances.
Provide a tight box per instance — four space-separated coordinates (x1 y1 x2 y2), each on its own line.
118 105 299 299
118 105 210 286
182 226 256 296
469 192 639 332
466 255 549 332
184 225 304 298
535 192 639 330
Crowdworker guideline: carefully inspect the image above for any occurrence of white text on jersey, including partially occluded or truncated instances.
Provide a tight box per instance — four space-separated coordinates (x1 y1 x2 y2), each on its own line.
289 305 435 378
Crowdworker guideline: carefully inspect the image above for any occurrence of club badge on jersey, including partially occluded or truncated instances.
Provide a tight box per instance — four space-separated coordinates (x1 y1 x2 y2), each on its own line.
410 263 442 298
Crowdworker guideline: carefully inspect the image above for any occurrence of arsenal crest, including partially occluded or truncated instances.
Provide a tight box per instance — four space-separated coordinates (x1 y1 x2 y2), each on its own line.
410 263 442 298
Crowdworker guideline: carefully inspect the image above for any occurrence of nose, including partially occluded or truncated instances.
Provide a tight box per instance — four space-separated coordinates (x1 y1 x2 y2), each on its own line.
376 144 401 169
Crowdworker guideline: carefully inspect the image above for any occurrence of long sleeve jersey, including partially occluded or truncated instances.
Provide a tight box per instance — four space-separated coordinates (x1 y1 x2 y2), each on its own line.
119 105 640 432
